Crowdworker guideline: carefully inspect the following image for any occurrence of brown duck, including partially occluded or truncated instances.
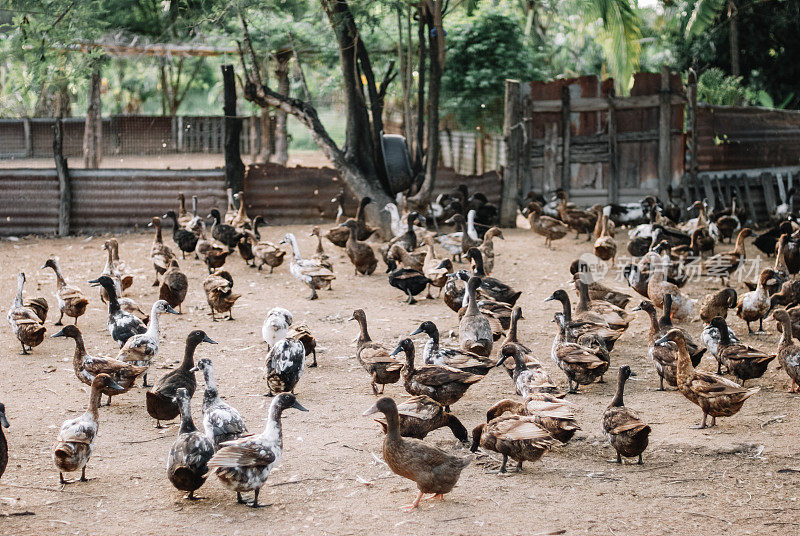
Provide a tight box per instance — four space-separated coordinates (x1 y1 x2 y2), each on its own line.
159 259 189 313
471 415 555 473
486 394 579 444
603 365 651 464
340 219 378 275
351 309 403 395
373 395 468 442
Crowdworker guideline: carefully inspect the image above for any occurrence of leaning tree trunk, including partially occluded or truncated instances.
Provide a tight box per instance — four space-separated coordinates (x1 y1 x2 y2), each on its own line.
83 65 102 169
728 1 740 77
274 48 292 166
222 65 245 194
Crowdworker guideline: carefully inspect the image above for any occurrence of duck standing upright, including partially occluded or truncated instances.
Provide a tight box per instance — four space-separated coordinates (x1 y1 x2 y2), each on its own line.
266 335 306 396
159 259 189 314
459 276 493 357
191 358 248 449
53 374 123 484
203 270 241 321
603 366 651 464
118 300 179 387
42 258 89 325
351 309 403 395
281 233 336 300
89 275 146 348
364 397 469 511
146 330 216 427
148 216 177 286
167 388 215 499
471 415 555 473
7 273 46 355
208 393 307 507
772 309 800 392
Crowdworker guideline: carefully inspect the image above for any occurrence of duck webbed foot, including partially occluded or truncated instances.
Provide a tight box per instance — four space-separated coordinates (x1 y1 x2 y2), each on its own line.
237 492 246 504
399 490 424 512
249 489 267 508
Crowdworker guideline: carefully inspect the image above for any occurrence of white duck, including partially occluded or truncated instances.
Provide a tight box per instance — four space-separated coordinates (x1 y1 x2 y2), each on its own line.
117 300 179 387
262 307 293 350
279 233 335 300
207 393 307 507
191 358 247 450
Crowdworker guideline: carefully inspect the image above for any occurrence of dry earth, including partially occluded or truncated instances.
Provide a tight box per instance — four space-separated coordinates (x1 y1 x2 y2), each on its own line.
0 223 798 535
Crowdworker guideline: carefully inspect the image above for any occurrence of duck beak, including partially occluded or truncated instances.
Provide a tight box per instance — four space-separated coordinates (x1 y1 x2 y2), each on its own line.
631 304 642 312
165 305 180 315
87 278 101 287
292 400 309 412
202 335 218 344
389 346 402 357
51 329 66 338
544 295 555 302
189 366 199 372
362 403 380 416
107 379 125 392
0 413 8 428
494 355 508 367
434 260 447 270
409 327 424 336
654 334 669 345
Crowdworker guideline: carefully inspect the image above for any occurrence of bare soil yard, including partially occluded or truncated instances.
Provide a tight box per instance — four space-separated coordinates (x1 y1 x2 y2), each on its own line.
0 225 798 535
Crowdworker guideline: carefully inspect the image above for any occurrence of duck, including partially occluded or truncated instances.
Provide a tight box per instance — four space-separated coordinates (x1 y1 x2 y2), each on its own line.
623 263 650 298
445 213 480 257
573 274 630 331
167 387 215 500
475 227 504 274
148 216 177 286
0 403 8 480
339 219 378 275
118 300 179 387
196 221 231 273
736 268 778 333
464 248 521 305
646 269 696 320
550 313 609 393
388 243 425 272
391 338 482 411
7 273 46 355
526 201 569 248
266 335 306 396
287 323 318 368
497 307 559 391
442 269 466 312
99 240 124 301
655 329 759 428
436 227 467 263
703 228 753 285
350 309 403 394
457 295 509 340
410 321 494 375
146 330 216 427
88 276 146 348
363 397 470 510
701 322 740 370
659 294 707 361
631 300 704 390
203 270 241 321
326 196 378 247
556 190 595 239
41 258 89 325
593 214 617 266
753 220 794 257
52 325 146 406
459 276 493 356
495 343 554 398
373 395 468 442
603 366 651 464
177 192 194 228
262 307 293 350
469 193 499 230
159 259 188 314
236 233 256 267
714 197 742 243
486 394 578 444
208 209 245 251
108 239 134 291
389 211 426 253
708 317 775 386
545 289 623 351
184 195 203 235
53 374 123 485
422 240 449 298
281 233 336 300
699 288 738 324
191 358 248 449
387 260 431 304
470 415 555 474
309 226 334 272
24 296 48 324
230 191 252 230
208 393 307 507
332 188 347 224
163 210 199 259
569 260 631 308
772 309 800 392
249 229 286 274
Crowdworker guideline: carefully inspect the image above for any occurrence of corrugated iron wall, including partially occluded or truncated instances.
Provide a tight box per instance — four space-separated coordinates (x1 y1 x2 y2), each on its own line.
0 169 60 235
696 105 800 171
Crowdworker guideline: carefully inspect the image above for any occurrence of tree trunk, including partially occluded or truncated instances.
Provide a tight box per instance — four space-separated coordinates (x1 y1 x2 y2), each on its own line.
728 1 740 77
83 64 102 169
222 65 245 194
274 49 292 166
399 6 414 152
54 98 71 236
414 6 427 170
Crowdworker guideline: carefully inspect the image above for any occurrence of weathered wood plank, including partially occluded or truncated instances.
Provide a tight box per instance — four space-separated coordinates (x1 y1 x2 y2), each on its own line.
500 79 522 227
657 66 671 204
560 85 571 192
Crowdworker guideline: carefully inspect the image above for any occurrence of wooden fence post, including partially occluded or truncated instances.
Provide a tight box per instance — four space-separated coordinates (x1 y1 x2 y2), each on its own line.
607 87 619 204
560 85 571 192
500 79 522 227
687 69 699 186
658 65 672 204
83 65 102 169
54 116 71 236
222 64 245 194
521 87 533 197
23 117 32 157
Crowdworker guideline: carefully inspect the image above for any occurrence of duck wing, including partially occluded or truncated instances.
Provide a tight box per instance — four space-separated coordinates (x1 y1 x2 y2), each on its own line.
690 371 755 397
208 438 275 468
492 417 554 445
413 365 482 386
396 396 441 420
58 417 97 445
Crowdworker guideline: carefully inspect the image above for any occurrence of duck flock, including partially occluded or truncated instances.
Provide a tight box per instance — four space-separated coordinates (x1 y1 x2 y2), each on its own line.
2 185 800 514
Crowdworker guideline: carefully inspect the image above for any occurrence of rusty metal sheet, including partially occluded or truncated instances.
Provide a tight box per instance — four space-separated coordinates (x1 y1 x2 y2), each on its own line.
0 169 60 235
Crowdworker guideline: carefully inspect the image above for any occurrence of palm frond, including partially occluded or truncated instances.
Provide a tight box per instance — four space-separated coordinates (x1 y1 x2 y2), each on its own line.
580 0 642 93
685 0 727 37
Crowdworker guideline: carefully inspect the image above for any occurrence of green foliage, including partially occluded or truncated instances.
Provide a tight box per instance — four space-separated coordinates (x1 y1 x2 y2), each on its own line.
696 68 745 106
441 9 541 132
685 0 727 37
578 0 642 92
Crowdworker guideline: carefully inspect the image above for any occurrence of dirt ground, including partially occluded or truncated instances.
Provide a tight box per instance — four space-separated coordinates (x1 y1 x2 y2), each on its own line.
0 223 798 536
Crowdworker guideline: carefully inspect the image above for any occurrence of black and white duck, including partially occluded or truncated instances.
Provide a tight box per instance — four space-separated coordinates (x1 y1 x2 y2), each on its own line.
117 299 179 387
88 275 146 348
410 320 494 375
167 387 215 500
266 335 306 396
191 358 248 449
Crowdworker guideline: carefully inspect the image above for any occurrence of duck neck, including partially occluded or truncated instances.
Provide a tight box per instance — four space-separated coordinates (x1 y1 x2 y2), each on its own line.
178 195 187 217
575 281 590 313
659 299 673 328
14 275 23 308
356 317 372 345
104 282 121 313
734 232 747 256
778 317 793 348
202 366 219 400
467 211 477 238
610 374 627 407
288 235 303 261
356 199 368 224
263 403 284 443
346 224 358 245
49 262 66 288
428 327 440 351
717 323 732 345
88 382 103 421
387 205 400 231
466 282 480 315
403 348 415 374
145 307 161 339
70 333 87 370
644 306 659 337
674 338 693 381
557 295 572 323
505 313 519 344
471 254 486 278
382 407 402 442
178 397 197 434
315 233 325 254
181 337 200 371
166 213 179 231
776 241 788 272
155 223 164 244
192 196 198 218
